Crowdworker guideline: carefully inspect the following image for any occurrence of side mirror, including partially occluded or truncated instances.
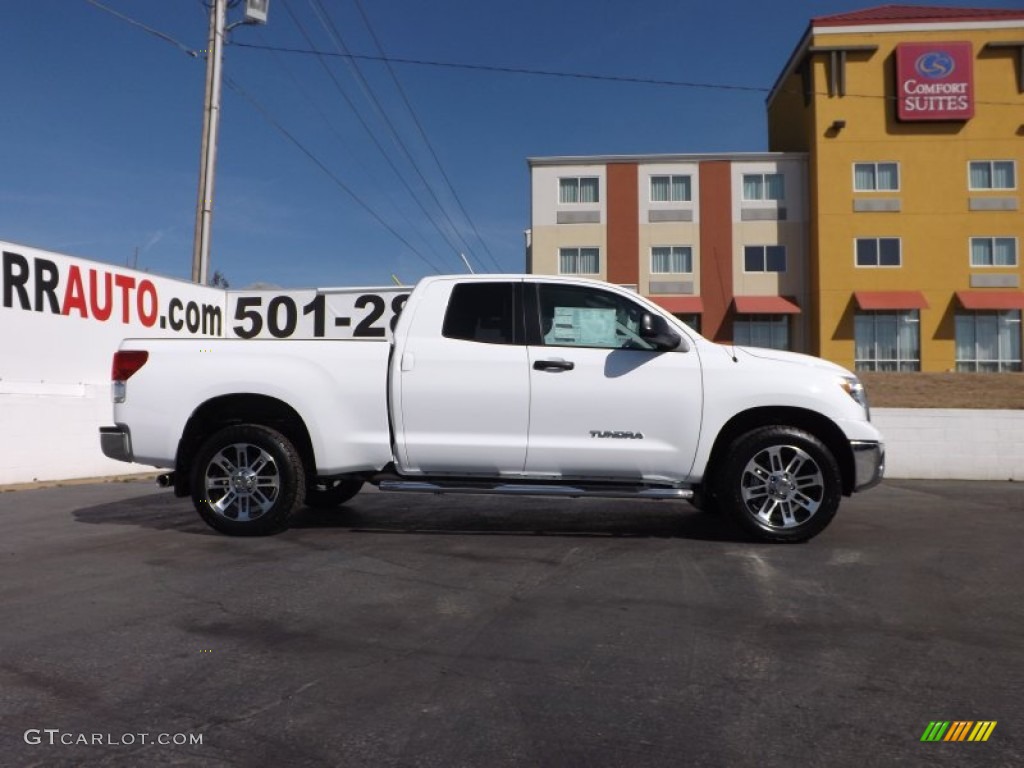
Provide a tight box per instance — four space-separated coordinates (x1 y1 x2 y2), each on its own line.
639 312 685 351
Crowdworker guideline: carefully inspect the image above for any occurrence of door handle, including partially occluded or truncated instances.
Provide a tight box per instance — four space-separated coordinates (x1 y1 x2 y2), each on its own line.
533 359 575 372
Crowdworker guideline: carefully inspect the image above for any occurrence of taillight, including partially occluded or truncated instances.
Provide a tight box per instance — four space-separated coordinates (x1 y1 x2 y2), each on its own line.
112 350 149 381
112 350 148 403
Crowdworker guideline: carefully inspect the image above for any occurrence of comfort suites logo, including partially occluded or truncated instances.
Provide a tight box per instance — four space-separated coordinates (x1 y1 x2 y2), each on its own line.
915 51 955 79
896 42 974 121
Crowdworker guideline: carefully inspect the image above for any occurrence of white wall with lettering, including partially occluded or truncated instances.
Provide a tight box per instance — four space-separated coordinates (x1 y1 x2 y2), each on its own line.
1 241 226 484
1 240 408 485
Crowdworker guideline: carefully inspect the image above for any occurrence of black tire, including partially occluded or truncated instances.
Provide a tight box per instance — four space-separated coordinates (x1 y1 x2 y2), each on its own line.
714 426 841 543
688 487 719 514
190 424 306 536
305 478 364 509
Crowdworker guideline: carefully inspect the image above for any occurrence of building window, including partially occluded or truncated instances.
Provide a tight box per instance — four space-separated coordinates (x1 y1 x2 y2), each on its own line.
956 311 1022 372
559 177 599 204
734 315 789 350
650 175 692 202
969 161 1016 190
854 162 899 191
742 173 784 201
854 310 920 371
675 314 700 333
970 237 1018 267
651 246 693 274
558 247 600 275
855 238 901 267
744 245 786 273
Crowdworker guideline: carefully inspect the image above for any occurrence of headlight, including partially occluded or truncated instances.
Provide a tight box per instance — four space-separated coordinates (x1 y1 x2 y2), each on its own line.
839 376 870 414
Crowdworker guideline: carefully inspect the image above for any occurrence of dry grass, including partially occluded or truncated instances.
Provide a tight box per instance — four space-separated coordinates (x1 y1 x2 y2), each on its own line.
860 372 1024 409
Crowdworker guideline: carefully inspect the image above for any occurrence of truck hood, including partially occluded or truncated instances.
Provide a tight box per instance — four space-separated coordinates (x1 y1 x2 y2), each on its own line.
730 345 854 377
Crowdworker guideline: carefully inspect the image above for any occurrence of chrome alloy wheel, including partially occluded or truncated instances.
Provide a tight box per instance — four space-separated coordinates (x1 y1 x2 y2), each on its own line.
739 444 825 530
203 442 281 521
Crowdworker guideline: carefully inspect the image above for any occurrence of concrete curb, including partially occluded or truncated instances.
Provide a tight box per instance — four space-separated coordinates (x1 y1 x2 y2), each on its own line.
0 472 160 493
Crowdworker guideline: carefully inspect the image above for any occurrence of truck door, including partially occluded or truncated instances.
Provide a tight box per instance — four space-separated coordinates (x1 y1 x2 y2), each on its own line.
524 282 702 484
394 280 529 475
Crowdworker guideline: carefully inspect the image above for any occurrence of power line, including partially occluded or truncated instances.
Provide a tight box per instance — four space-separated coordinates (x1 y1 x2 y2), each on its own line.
278 0 463 270
230 41 768 94
223 76 443 273
305 0 487 272
231 41 1024 108
257 29 451 268
86 0 443 275
351 0 503 272
85 0 199 57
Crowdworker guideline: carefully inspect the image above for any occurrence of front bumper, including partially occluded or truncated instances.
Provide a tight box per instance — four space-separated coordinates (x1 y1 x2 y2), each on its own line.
851 440 885 491
99 425 134 464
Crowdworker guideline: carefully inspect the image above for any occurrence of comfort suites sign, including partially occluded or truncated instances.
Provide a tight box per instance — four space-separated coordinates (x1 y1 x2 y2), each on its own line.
896 42 974 121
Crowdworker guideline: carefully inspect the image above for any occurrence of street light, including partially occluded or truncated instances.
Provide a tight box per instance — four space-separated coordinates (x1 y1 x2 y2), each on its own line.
244 0 269 24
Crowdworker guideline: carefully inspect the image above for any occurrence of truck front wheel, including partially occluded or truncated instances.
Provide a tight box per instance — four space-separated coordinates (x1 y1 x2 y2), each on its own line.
715 426 841 543
190 424 306 536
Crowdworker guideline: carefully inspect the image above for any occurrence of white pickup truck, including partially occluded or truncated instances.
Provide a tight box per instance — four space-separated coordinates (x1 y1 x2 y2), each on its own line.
100 275 884 542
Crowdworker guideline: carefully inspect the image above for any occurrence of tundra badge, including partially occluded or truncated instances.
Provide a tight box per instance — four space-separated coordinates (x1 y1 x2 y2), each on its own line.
589 430 645 439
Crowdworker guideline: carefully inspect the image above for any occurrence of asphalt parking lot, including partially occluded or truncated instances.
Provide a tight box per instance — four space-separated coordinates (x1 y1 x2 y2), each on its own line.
1 478 1021 767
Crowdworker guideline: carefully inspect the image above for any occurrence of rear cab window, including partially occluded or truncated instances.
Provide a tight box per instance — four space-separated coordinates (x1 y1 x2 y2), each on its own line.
442 283 518 344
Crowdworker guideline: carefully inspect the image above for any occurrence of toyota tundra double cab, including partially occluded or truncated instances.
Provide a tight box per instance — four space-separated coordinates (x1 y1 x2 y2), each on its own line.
100 275 884 542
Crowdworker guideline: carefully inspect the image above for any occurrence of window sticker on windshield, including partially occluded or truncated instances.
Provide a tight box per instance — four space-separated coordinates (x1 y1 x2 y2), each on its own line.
545 306 617 346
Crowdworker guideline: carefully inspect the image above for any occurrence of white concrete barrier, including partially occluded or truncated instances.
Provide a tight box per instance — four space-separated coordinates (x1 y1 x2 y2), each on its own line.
871 408 1024 481
1 383 155 485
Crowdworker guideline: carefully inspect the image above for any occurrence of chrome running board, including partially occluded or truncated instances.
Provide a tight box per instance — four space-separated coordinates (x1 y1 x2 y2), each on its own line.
377 480 693 501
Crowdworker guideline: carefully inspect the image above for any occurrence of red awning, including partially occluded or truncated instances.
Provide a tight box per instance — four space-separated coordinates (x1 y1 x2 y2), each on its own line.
853 291 929 310
732 296 802 314
955 291 1024 310
650 296 704 314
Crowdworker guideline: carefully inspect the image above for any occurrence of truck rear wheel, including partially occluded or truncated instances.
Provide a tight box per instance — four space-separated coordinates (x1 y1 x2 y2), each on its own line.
715 426 841 543
190 424 306 536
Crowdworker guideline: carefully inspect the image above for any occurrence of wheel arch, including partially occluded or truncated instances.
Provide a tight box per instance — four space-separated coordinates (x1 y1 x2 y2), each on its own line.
174 394 315 496
705 407 855 496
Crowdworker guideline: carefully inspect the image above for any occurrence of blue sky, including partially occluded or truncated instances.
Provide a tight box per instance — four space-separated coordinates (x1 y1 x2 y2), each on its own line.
1 0 1018 288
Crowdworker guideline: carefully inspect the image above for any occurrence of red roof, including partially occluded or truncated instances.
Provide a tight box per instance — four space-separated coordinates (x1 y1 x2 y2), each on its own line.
733 296 802 315
813 5 1024 26
955 291 1024 310
854 291 930 310
650 296 704 314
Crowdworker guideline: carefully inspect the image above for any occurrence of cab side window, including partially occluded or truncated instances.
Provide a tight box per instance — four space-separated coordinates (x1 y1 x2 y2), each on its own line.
442 283 516 344
537 284 656 350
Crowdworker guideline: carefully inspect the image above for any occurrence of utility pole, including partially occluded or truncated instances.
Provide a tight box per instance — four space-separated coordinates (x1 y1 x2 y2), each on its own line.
191 0 226 285
190 0 269 284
